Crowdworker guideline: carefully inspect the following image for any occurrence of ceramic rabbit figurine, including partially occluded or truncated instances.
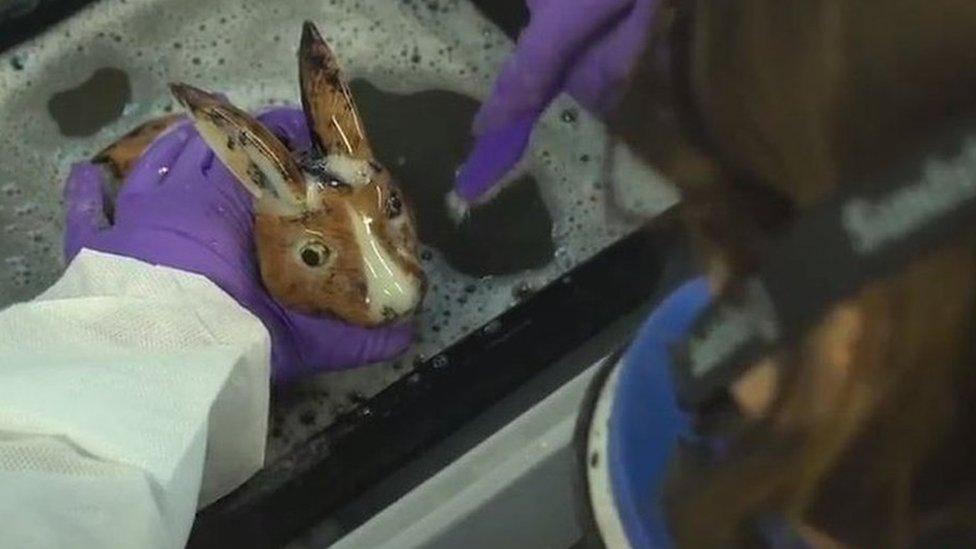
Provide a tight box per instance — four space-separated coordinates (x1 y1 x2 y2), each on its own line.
94 21 426 327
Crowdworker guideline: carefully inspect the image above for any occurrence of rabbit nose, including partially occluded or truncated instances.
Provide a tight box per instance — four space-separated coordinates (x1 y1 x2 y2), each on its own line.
368 270 422 315
347 206 423 321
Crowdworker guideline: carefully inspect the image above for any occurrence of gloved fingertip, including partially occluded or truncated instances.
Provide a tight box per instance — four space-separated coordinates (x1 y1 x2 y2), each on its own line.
445 189 471 225
455 115 535 202
472 91 532 136
180 134 219 171
63 162 105 199
63 162 110 262
257 107 313 153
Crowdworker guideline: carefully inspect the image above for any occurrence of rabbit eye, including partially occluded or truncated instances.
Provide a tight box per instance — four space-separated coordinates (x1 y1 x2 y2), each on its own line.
299 242 331 268
387 191 403 218
327 178 351 192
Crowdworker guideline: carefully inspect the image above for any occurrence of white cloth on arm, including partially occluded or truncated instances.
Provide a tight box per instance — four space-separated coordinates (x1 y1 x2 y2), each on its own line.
0 249 271 549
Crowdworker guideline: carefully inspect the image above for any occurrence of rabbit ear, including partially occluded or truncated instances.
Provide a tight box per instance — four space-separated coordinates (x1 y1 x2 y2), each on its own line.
170 83 306 216
299 21 373 159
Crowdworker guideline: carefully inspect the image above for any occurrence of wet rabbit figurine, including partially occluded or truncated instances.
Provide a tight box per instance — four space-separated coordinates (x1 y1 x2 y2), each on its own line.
94 22 427 327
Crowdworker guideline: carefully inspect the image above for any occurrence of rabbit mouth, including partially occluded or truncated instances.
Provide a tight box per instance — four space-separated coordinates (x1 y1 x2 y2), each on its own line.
381 306 404 322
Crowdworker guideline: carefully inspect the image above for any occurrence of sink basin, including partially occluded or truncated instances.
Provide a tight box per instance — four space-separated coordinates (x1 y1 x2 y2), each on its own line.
0 0 680 544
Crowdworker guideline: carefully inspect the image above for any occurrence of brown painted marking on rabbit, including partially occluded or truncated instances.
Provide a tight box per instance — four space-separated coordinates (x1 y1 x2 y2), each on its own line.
165 21 426 327
93 114 183 179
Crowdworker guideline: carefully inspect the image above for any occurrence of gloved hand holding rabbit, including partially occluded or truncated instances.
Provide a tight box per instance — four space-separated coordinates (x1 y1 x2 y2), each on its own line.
62 23 421 383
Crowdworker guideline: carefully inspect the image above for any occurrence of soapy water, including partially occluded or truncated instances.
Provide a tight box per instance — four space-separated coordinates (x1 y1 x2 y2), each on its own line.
349 79 556 276
0 0 679 462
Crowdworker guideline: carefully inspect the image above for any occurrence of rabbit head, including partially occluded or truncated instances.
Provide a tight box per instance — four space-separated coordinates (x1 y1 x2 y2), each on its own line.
170 21 426 327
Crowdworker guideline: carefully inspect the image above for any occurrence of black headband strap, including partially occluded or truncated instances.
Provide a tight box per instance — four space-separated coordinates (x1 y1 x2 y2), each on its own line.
673 122 976 407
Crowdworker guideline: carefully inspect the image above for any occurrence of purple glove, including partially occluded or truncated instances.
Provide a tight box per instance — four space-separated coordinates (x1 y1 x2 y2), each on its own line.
455 0 657 204
63 107 412 383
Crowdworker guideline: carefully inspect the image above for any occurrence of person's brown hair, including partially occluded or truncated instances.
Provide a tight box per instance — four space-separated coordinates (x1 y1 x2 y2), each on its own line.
613 0 976 546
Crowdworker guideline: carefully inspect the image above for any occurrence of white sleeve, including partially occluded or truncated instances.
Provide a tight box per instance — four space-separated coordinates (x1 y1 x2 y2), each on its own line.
0 249 271 549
